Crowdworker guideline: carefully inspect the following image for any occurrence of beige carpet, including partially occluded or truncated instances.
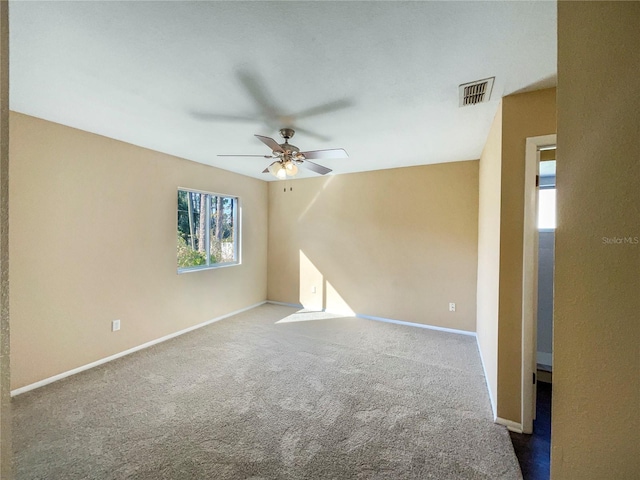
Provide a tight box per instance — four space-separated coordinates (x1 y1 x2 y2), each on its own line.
13 304 522 479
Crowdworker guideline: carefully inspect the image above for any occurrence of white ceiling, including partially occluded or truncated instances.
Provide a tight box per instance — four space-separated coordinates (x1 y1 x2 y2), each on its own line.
9 1 557 180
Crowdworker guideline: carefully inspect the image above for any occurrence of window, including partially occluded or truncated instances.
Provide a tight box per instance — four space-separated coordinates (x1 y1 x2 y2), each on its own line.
538 160 556 230
177 189 239 271
538 187 556 229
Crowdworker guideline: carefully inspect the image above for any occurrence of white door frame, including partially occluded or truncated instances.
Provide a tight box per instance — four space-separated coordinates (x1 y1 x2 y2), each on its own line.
522 134 556 434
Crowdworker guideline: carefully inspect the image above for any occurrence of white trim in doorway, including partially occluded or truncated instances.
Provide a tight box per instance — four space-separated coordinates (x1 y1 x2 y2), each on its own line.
522 134 556 434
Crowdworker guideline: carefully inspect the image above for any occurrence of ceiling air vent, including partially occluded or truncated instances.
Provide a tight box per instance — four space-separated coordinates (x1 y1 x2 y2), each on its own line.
459 77 495 107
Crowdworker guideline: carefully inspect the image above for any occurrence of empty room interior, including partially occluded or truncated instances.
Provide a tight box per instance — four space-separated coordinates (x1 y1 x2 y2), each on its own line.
0 1 638 479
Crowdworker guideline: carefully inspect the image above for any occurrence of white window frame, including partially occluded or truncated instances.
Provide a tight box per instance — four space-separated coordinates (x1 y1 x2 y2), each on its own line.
177 187 241 273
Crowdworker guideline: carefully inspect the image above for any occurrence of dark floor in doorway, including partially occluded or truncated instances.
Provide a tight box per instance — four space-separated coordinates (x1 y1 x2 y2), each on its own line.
510 381 552 480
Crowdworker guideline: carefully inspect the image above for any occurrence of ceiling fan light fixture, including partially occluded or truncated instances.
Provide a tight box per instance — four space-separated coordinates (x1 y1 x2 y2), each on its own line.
268 161 287 179
285 160 298 176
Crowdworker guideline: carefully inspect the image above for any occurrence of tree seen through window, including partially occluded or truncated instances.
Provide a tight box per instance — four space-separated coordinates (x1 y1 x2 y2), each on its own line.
177 190 238 270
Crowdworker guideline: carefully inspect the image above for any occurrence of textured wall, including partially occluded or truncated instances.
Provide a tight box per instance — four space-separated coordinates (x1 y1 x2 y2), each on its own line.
497 88 556 422
268 162 479 332
553 2 640 477
0 1 10 476
476 103 503 418
9 113 268 389
476 90 556 423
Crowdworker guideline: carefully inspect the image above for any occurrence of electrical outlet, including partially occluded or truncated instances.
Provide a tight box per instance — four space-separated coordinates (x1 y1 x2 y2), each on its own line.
111 319 121 332
449 303 456 312
311 286 317 294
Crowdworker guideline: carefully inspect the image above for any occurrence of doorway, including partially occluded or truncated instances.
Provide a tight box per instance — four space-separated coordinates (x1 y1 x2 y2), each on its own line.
522 134 556 434
512 136 556 480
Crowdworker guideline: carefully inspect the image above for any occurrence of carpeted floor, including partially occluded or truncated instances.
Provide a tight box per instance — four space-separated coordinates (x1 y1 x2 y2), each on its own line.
13 304 522 479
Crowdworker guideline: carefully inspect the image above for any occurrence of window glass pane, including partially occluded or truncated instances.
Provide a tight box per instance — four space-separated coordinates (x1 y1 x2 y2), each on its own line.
178 189 239 271
210 195 236 263
177 191 207 268
538 188 556 229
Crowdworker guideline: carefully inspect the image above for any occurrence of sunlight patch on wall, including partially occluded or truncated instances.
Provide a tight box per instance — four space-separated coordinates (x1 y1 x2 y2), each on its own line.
298 250 354 316
299 250 324 310
325 281 355 316
298 176 335 221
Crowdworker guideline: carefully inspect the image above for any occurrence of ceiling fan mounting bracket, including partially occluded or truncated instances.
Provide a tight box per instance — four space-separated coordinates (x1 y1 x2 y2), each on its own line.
279 128 296 140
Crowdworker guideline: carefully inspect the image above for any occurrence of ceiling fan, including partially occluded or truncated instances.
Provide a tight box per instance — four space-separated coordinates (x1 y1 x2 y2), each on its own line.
218 128 348 179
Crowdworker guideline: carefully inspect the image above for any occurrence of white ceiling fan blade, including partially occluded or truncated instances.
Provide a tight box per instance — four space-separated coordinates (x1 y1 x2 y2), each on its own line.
302 160 332 175
217 154 274 158
255 135 284 153
300 148 348 160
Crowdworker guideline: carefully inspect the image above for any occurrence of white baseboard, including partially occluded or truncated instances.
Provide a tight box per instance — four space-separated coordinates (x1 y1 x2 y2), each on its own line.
537 351 552 368
11 301 266 397
476 337 497 420
357 314 476 337
16 300 479 398
266 300 304 308
496 417 523 433
266 300 476 337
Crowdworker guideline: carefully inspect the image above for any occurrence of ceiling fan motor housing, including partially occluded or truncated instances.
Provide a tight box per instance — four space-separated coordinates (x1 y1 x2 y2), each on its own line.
276 129 303 160
280 144 301 156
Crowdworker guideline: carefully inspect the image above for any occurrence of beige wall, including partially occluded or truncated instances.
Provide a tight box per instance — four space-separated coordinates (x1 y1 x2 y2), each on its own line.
476 89 556 424
9 112 268 389
497 88 556 422
0 1 10 476
268 162 479 332
554 2 639 478
476 102 502 417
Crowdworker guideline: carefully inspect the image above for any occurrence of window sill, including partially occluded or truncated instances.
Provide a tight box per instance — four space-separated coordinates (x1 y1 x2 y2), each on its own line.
177 262 241 274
